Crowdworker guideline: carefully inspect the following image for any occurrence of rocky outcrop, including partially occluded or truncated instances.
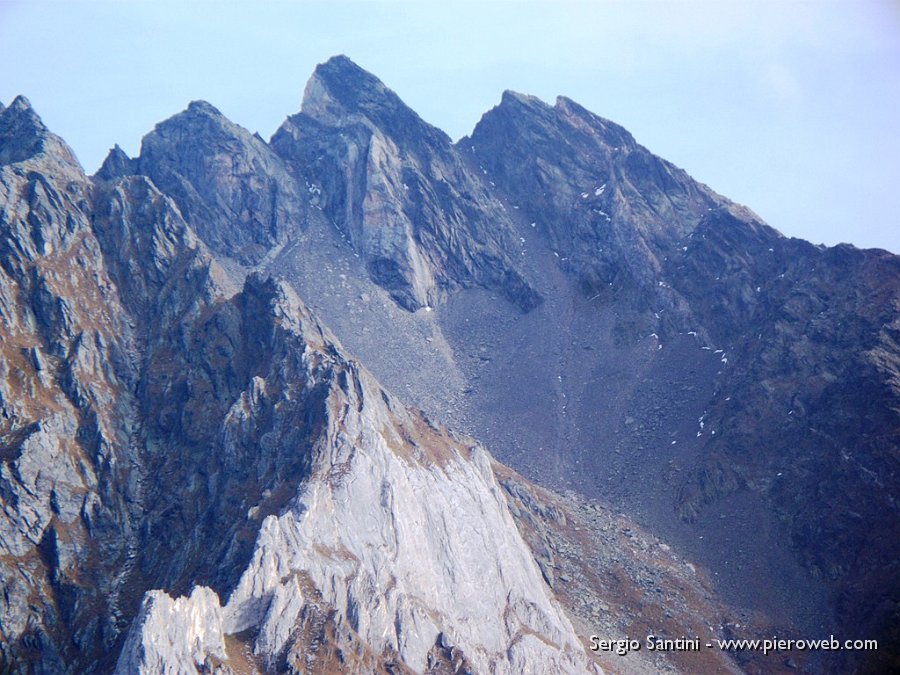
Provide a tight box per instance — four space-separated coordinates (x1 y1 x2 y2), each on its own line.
117 360 598 674
115 588 228 674
270 56 540 312
120 100 306 264
0 97 602 674
0 96 141 671
2 55 898 674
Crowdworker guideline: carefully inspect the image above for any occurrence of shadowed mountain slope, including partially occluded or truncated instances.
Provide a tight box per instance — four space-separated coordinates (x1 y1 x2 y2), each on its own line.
1 56 897 673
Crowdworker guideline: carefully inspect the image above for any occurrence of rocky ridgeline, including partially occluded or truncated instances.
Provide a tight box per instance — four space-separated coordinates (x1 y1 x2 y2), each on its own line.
269 56 541 313
0 89 603 673
465 84 899 661
1 55 898 673
117 379 596 674
1 96 142 672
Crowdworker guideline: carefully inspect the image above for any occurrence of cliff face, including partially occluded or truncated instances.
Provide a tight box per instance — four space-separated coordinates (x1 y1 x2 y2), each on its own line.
467 95 900 657
1 55 897 674
117 364 595 674
0 93 605 674
97 100 306 266
0 96 141 671
270 56 540 313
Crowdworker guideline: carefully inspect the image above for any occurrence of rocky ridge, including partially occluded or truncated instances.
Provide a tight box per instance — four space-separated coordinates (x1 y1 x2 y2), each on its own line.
0 95 141 671
464 90 900 660
112 325 600 674
1 54 898 673
270 56 540 312
0 90 612 674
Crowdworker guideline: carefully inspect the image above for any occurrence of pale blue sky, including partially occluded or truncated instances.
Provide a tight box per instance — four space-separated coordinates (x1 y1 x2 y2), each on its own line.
1 0 898 252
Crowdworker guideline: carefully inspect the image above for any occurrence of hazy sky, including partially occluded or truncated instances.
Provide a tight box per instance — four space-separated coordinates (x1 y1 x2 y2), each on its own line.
1 0 898 252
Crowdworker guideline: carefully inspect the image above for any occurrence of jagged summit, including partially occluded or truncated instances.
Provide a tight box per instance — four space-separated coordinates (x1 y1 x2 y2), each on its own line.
0 95 46 144
2 57 897 674
471 88 641 167
482 90 635 147
499 89 545 107
95 143 137 181
301 54 451 147
121 96 305 263
0 94 80 169
185 99 224 117
7 94 35 113
138 98 249 155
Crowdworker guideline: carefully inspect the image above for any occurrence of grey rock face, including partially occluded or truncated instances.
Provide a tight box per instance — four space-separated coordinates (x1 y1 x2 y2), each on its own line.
666 210 900 644
465 88 900 668
133 100 306 264
115 587 228 674
94 144 137 182
118 362 599 674
2 55 898 675
466 91 736 310
0 96 81 169
271 56 540 312
0 98 141 671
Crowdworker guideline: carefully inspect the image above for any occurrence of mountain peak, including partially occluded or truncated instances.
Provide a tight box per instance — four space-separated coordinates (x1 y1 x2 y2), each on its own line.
318 53 368 76
501 89 547 108
300 55 449 146
0 95 80 169
135 95 304 264
8 95 36 114
309 54 380 89
479 90 636 152
185 99 225 118
140 99 254 159
95 144 137 181
0 95 47 140
301 54 390 119
487 90 556 126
